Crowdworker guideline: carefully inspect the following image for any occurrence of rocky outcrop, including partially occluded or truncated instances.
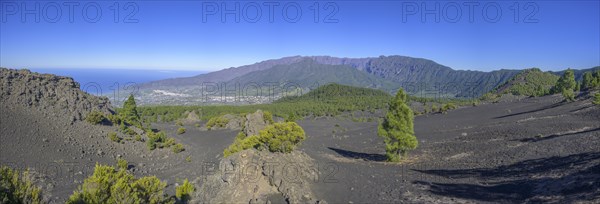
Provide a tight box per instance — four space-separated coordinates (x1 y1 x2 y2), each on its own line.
0 68 113 122
194 149 325 204
243 110 268 136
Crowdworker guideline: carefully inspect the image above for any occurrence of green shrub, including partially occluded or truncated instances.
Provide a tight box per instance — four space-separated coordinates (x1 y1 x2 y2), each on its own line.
85 110 105 125
172 143 185 153
593 93 600 106
0 166 42 204
224 122 305 157
176 120 183 126
135 134 142 142
206 116 229 130
562 88 575 102
176 127 186 135
164 138 176 148
440 103 457 113
146 131 167 150
194 123 200 128
431 104 439 113
185 156 192 162
117 159 128 170
263 111 275 124
66 164 170 204
108 132 121 143
176 179 195 202
106 114 122 125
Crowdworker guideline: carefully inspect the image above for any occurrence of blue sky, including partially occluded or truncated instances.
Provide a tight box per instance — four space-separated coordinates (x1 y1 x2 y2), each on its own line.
1 1 599 71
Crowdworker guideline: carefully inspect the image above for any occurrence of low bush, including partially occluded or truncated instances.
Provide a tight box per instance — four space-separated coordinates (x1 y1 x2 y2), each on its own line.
440 103 457 113
66 164 171 204
172 143 185 153
593 93 600 106
176 127 186 135
117 159 128 170
105 114 122 125
176 179 195 202
176 120 183 126
135 134 142 142
164 138 176 148
263 111 275 124
146 131 167 150
0 166 42 204
206 116 229 130
85 110 105 125
224 122 305 157
108 132 121 143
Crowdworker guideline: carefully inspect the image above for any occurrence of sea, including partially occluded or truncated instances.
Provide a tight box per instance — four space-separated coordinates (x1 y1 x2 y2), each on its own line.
28 68 206 96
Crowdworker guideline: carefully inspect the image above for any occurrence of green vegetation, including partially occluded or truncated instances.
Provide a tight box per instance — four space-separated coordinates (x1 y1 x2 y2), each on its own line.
175 120 183 126
85 110 106 125
117 159 128 170
263 111 275 124
224 122 306 157
440 103 457 113
145 131 184 153
176 127 186 135
554 69 577 101
562 88 575 102
185 156 192 163
146 131 167 150
175 179 195 202
0 166 42 204
120 94 142 128
554 69 577 93
205 115 230 130
108 132 121 143
593 93 600 106
492 68 559 97
172 143 185 153
582 72 595 90
378 88 418 162
138 83 392 123
66 164 171 204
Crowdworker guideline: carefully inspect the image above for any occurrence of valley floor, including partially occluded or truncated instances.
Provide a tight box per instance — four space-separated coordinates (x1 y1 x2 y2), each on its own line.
2 94 599 203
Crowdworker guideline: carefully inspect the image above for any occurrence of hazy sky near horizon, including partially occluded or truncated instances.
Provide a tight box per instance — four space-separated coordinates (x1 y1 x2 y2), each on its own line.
1 1 599 71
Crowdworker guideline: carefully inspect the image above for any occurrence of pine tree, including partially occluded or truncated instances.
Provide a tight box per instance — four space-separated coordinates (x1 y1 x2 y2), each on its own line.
582 72 594 90
121 94 140 126
555 69 576 92
593 93 600 106
594 70 600 89
378 88 418 162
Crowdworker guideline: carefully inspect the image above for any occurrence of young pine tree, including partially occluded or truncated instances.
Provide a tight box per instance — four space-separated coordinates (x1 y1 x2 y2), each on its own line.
554 69 576 94
378 88 418 162
121 94 141 126
582 72 594 90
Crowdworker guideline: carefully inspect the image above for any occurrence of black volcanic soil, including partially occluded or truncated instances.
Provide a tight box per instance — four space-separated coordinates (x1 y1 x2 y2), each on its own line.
2 92 600 203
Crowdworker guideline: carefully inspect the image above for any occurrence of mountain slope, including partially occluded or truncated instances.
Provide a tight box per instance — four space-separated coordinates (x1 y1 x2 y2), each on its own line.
492 68 560 96
139 56 308 89
363 56 520 97
138 55 520 100
227 59 401 92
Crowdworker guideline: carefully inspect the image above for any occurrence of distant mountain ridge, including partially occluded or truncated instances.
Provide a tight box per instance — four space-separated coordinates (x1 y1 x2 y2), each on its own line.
136 55 598 104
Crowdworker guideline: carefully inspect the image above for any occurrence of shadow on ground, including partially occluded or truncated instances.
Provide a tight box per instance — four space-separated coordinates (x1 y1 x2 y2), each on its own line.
494 102 564 119
413 152 600 202
327 147 387 162
516 127 600 142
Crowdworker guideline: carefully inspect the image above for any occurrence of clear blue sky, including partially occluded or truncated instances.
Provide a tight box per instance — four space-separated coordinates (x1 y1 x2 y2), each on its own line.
1 0 598 71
